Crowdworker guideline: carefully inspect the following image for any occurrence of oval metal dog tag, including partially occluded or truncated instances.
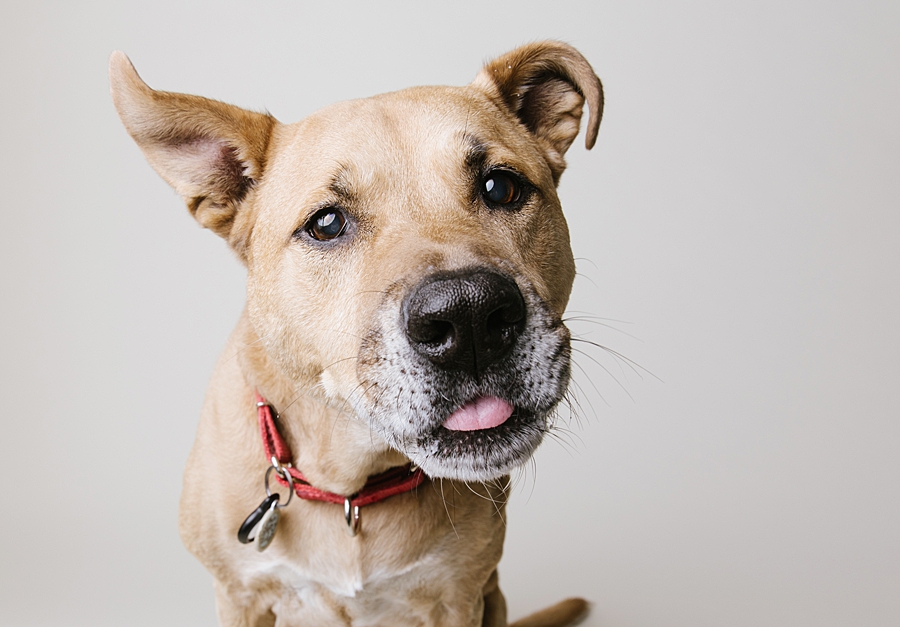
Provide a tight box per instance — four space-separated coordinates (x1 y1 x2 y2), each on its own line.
254 503 280 552
237 493 279 545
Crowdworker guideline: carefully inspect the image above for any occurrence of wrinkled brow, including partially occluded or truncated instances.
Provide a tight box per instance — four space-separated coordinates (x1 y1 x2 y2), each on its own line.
327 164 355 203
463 134 488 175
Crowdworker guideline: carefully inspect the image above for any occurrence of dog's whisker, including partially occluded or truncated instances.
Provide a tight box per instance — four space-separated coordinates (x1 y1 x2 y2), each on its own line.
571 346 636 406
279 391 308 415
320 328 366 341
574 338 632 380
329 382 379 443
563 316 644 342
435 478 460 540
462 479 504 510
319 355 360 372
391 387 405 416
571 337 663 382
571 345 633 401
565 309 634 324
333 374 387 421
573 269 603 293
488 475 511 497
515 455 539 505
544 431 578 457
560 389 587 430
513 463 529 496
560 377 597 427
545 427 583 457
570 358 612 408
468 481 506 526
566 376 598 423
572 256 601 272
553 424 587 450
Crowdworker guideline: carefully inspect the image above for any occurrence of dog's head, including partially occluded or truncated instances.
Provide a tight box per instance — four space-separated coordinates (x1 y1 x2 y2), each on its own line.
111 43 602 482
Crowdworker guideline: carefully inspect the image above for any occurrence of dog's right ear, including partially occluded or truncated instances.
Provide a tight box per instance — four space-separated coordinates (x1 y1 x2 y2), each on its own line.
109 51 276 258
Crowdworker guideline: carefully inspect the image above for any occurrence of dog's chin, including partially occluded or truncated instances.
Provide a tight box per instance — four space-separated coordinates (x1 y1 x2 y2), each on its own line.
405 409 548 482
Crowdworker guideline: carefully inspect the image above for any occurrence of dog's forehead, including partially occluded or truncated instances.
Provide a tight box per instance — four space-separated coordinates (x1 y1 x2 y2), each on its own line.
261 86 549 214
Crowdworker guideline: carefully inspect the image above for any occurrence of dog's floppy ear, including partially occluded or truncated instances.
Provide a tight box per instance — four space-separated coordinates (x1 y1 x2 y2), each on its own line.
473 41 603 182
109 51 276 258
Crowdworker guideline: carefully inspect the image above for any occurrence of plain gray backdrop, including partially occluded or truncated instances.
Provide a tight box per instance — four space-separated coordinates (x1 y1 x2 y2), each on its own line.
2 1 898 626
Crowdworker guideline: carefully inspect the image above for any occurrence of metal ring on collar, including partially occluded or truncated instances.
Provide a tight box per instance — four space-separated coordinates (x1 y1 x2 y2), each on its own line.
270 455 292 471
344 498 360 537
265 464 294 508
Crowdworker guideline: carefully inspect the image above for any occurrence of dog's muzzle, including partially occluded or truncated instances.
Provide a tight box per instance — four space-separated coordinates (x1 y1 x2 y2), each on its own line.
356 267 571 482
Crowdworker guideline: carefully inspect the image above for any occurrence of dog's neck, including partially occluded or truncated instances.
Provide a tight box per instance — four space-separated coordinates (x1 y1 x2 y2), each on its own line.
232 312 409 496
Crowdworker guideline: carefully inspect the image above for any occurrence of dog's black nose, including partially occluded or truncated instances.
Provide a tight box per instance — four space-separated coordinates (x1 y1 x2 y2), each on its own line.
403 270 526 374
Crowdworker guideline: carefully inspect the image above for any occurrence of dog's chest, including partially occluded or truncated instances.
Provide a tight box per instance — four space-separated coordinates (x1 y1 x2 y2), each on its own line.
254 548 479 626
229 486 508 625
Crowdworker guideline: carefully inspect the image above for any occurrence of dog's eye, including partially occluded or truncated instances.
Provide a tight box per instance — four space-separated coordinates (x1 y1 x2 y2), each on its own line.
306 208 347 241
481 171 522 207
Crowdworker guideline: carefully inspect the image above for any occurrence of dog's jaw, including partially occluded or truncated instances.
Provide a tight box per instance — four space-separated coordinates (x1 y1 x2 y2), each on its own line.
355 282 571 482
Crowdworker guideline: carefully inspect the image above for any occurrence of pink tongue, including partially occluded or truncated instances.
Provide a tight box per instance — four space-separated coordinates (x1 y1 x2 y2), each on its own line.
442 396 514 431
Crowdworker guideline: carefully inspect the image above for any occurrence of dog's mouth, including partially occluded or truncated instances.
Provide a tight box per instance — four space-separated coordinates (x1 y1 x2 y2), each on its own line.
441 395 513 431
413 401 548 482
361 375 563 483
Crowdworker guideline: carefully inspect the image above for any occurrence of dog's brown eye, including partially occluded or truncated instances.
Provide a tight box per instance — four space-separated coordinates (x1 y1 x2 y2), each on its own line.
307 208 347 241
482 171 521 206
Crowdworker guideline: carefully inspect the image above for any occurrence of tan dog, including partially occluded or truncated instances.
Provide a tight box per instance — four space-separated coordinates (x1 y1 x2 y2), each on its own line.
110 41 602 627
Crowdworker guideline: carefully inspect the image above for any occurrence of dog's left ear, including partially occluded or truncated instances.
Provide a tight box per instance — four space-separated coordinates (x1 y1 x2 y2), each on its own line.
109 51 276 259
473 41 603 182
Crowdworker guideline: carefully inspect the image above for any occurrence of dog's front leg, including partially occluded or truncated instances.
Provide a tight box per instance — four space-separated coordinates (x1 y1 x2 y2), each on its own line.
214 580 275 627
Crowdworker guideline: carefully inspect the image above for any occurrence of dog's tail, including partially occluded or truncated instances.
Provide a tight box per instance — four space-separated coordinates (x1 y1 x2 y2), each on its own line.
510 598 590 627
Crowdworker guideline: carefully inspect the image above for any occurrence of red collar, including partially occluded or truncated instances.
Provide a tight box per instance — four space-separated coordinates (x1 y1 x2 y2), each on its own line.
255 392 426 509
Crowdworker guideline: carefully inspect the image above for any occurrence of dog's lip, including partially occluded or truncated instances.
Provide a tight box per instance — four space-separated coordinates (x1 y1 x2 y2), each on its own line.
441 396 514 431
